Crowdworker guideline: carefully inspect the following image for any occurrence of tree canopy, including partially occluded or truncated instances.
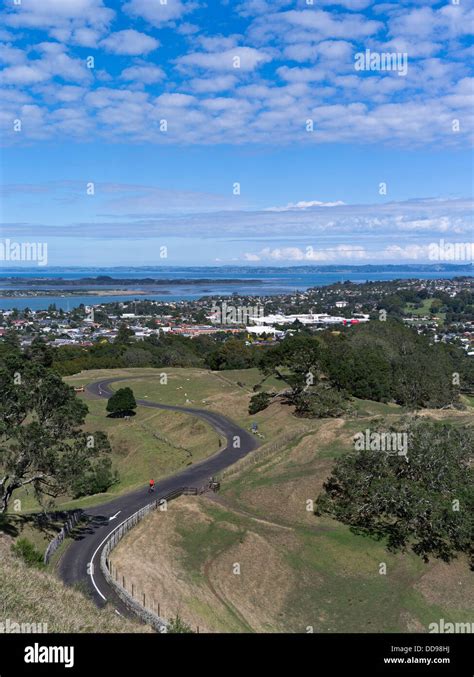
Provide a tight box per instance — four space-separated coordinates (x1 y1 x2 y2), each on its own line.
0 354 114 512
258 320 464 411
316 419 473 565
106 387 137 417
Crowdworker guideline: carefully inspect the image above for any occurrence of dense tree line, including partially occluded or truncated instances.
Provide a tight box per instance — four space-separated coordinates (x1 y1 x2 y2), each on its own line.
258 320 471 412
322 321 463 408
52 332 258 375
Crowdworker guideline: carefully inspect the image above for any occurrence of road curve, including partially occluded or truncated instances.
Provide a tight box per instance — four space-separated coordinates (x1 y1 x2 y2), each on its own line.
58 376 260 616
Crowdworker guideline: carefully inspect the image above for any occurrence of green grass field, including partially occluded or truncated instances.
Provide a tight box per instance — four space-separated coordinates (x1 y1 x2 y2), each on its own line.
404 299 446 324
11 369 225 512
10 366 286 513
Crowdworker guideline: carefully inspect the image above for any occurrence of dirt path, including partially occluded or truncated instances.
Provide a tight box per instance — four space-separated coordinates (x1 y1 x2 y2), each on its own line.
206 493 293 531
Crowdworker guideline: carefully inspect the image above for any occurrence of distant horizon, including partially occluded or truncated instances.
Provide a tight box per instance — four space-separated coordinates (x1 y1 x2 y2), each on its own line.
0 263 473 271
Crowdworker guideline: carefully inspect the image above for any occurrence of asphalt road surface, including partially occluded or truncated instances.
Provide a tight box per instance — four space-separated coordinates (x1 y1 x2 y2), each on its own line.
58 376 259 617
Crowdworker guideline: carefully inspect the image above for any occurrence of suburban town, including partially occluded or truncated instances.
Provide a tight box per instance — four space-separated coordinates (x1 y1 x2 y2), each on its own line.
2 277 472 356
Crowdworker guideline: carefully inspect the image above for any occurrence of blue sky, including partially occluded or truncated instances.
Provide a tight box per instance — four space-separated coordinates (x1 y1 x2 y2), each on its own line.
0 0 473 266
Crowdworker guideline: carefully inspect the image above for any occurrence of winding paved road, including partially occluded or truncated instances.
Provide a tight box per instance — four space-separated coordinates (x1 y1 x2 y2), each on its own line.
58 376 259 616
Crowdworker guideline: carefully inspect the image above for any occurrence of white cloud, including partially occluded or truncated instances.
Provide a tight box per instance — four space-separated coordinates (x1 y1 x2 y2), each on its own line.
100 30 159 56
4 191 471 260
244 245 368 262
1 2 472 148
388 4 474 41
71 28 104 47
314 39 354 61
266 200 346 211
0 43 27 66
189 75 238 93
123 0 197 26
236 1 293 18
177 47 271 72
3 0 114 36
155 92 197 107
382 245 429 260
277 65 327 83
265 9 382 41
177 23 200 36
36 84 87 103
318 0 372 8
0 64 49 85
120 64 165 84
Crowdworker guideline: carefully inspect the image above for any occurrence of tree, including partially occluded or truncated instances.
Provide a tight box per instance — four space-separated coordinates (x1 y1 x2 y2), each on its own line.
27 337 54 367
259 335 346 415
260 334 324 398
122 348 151 368
323 336 392 402
0 359 113 513
430 299 443 315
316 419 473 565
293 383 350 418
248 391 273 415
205 339 255 370
3 329 20 351
167 614 194 633
115 322 133 345
106 387 137 417
323 321 459 408
71 457 118 498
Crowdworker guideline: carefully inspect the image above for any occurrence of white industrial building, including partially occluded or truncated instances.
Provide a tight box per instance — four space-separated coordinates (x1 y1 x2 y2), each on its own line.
248 312 367 326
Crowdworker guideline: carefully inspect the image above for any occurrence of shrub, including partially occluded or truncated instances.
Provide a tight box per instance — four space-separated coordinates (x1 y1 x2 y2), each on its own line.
12 538 45 569
167 614 194 633
248 391 273 415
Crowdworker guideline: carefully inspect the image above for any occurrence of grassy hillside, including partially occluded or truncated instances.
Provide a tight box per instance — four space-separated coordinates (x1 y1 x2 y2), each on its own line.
9 363 471 511
0 534 148 633
109 394 474 633
13 369 225 512
5 367 472 634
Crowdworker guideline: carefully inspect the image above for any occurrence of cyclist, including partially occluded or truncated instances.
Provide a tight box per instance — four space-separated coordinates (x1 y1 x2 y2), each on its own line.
149 478 155 493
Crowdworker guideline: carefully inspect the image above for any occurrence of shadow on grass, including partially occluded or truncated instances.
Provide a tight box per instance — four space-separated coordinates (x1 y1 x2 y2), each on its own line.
0 513 19 537
106 411 137 419
0 510 105 542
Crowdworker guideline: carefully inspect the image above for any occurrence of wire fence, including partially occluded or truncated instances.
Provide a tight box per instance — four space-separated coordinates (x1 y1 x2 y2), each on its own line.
100 486 204 633
218 426 310 482
44 509 84 565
